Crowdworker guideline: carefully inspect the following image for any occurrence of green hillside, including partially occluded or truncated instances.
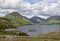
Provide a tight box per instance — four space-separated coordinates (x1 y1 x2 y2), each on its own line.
4 12 34 27
40 15 60 26
0 17 14 30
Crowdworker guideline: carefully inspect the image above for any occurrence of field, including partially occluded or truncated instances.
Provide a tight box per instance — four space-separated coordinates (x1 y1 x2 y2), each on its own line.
0 31 60 41
0 37 60 41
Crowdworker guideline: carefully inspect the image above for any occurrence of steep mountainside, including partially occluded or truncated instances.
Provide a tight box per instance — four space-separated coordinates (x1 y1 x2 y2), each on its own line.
4 12 34 27
0 17 14 30
40 15 60 26
29 16 44 23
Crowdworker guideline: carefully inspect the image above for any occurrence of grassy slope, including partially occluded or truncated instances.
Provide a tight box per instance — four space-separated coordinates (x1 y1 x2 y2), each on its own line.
0 17 14 29
40 20 60 25
4 12 34 27
40 16 60 26
0 12 34 40
0 31 60 41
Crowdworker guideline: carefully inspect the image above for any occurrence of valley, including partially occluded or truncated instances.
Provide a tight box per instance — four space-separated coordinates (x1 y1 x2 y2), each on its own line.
0 12 60 41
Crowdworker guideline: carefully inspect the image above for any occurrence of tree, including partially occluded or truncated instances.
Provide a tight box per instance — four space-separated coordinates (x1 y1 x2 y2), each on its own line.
19 32 28 36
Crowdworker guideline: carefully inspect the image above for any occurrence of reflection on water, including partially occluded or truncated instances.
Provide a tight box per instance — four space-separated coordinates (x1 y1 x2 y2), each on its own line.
18 25 60 36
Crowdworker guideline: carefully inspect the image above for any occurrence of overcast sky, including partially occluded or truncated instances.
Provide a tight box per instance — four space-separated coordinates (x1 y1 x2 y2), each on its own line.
0 0 60 19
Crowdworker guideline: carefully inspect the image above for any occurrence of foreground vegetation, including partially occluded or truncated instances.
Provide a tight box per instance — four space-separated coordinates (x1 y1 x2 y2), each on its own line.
0 38 60 41
0 30 28 36
0 30 60 41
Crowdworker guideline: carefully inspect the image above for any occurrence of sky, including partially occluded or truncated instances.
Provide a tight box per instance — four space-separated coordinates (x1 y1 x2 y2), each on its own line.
0 0 60 19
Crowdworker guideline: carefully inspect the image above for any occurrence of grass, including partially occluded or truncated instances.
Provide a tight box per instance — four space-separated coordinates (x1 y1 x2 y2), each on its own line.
0 30 28 36
4 12 34 27
0 37 60 41
40 20 60 26
0 31 19 35
0 31 60 41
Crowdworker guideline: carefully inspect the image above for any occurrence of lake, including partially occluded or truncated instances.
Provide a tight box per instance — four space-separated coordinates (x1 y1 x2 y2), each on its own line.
18 25 60 36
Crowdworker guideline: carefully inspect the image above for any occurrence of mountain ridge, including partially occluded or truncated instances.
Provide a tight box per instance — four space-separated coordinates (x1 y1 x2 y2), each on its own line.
40 15 60 26
4 12 34 27
29 16 44 23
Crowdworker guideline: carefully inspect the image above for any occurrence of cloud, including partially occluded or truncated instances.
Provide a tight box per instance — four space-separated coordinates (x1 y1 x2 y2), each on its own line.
0 0 60 19
30 0 60 18
0 0 22 8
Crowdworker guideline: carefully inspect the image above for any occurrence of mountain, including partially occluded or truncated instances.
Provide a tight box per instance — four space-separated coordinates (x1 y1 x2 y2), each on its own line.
40 15 60 26
4 12 34 27
29 16 44 23
0 17 14 30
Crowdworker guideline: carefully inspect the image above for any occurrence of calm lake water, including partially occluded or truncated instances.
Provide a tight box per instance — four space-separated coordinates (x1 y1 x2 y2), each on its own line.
18 25 60 36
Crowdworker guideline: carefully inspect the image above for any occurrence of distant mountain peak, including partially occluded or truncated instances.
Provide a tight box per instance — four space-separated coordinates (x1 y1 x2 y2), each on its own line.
30 16 44 23
31 16 40 18
48 15 60 20
40 15 60 26
51 15 60 18
8 12 22 17
4 12 34 27
4 12 24 19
